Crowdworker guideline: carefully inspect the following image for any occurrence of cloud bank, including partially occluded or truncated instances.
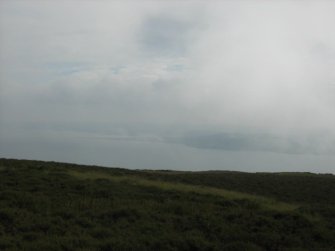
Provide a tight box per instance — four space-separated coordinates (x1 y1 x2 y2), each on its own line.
0 1 334 172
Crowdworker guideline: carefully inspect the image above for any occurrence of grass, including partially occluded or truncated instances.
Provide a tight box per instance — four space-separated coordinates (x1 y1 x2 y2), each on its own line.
0 158 334 251
68 169 298 212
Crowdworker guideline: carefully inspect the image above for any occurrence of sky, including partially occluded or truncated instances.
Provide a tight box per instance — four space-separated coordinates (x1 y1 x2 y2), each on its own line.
0 0 334 173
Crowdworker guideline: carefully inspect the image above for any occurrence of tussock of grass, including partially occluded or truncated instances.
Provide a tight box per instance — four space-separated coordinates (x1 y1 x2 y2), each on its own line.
68 170 298 212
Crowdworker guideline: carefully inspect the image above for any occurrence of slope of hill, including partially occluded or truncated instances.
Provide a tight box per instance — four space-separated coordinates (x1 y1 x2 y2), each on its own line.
0 158 334 251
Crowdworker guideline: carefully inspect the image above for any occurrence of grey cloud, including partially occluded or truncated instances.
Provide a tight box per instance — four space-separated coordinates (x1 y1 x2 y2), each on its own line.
140 15 193 57
181 132 335 155
1 1 335 172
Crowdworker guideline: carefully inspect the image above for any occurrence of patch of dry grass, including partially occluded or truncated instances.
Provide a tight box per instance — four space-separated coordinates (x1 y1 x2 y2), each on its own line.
68 170 298 212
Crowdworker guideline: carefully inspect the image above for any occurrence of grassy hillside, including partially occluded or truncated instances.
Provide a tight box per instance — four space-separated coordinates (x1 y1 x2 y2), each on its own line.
0 158 334 251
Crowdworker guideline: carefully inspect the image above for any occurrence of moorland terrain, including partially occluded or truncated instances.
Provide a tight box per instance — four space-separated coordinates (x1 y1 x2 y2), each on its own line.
0 158 334 250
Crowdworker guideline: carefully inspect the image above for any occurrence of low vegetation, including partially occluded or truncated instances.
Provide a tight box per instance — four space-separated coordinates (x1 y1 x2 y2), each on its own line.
0 158 334 250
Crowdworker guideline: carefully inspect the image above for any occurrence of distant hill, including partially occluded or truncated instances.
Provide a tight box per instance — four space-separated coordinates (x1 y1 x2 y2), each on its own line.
0 158 334 251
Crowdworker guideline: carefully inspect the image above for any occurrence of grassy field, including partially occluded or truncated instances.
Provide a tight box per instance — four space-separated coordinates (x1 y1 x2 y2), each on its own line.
0 158 334 250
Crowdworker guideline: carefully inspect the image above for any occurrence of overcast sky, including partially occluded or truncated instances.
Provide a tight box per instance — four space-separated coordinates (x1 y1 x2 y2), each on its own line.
0 1 334 173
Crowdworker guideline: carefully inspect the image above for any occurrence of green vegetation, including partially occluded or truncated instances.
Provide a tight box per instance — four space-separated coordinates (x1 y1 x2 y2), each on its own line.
0 158 334 250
